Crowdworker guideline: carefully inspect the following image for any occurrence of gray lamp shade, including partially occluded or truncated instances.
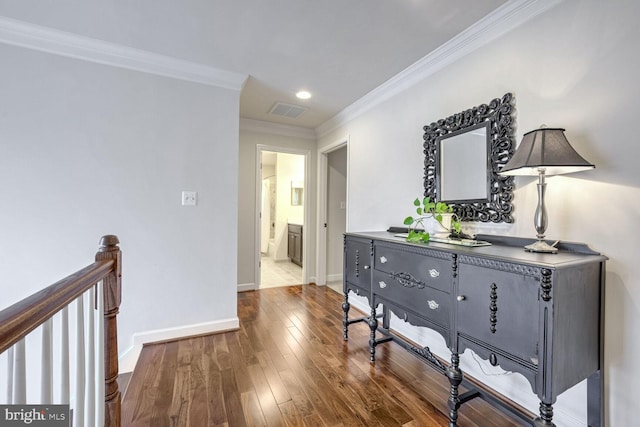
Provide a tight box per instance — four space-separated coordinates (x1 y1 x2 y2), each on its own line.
500 128 594 176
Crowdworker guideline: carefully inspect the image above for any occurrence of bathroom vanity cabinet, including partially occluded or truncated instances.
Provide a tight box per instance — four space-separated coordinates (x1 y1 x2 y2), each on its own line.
287 223 303 267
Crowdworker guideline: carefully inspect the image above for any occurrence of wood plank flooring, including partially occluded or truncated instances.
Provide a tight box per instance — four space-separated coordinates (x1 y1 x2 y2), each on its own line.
121 285 526 426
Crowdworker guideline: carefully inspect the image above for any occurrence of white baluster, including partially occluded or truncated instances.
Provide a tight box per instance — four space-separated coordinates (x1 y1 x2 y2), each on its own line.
96 281 105 427
41 318 53 403
14 338 26 404
61 306 70 404
86 286 96 427
75 294 85 427
6 346 14 403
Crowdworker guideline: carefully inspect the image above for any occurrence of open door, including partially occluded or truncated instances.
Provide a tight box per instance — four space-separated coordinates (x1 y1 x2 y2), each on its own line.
317 137 348 287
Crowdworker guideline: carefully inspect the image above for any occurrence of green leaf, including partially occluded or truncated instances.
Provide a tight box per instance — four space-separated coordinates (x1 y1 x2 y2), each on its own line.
434 202 444 212
404 197 459 242
425 201 435 212
406 230 422 242
452 218 462 233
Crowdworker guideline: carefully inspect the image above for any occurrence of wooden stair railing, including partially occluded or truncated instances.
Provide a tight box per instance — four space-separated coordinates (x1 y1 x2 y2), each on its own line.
0 235 122 427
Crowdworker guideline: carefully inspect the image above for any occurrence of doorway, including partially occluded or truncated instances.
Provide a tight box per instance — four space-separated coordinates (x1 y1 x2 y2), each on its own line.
316 137 348 291
256 147 308 289
325 146 347 293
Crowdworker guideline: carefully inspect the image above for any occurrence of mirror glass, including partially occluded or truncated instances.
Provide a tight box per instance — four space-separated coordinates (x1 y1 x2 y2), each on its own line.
437 122 489 203
291 181 304 206
423 93 515 223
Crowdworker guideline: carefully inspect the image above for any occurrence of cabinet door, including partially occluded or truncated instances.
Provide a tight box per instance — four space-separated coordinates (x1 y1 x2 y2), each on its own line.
457 262 540 365
288 232 296 260
294 232 302 264
344 237 371 290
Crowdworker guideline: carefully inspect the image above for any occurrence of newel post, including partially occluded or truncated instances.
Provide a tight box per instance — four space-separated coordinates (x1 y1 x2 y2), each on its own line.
96 235 122 427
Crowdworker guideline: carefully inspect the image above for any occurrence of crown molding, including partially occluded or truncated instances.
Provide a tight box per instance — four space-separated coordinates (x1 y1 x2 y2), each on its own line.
0 16 247 90
315 0 564 138
240 118 317 140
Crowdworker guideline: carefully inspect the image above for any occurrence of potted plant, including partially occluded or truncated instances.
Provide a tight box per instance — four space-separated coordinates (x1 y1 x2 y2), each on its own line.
403 197 462 243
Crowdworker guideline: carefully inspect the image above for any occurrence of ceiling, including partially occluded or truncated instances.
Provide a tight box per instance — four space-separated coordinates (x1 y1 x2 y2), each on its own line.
0 0 508 130
235 0 509 129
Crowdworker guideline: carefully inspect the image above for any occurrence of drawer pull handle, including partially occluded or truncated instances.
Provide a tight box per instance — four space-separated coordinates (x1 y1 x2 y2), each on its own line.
429 269 440 278
379 281 387 289
489 353 498 366
363 265 370 270
427 300 439 310
380 256 388 264
457 295 466 302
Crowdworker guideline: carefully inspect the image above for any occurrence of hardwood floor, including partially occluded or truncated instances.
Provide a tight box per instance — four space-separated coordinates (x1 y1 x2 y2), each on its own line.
121 285 525 426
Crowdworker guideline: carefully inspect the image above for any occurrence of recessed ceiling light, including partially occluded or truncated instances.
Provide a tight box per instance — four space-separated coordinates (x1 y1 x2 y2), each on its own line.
296 90 312 100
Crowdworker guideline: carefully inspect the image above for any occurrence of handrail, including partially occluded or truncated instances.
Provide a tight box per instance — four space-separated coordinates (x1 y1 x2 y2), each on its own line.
0 234 122 427
0 260 113 354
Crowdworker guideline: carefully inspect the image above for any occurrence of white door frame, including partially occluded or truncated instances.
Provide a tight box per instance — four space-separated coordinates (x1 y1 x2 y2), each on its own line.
316 136 349 286
255 144 311 289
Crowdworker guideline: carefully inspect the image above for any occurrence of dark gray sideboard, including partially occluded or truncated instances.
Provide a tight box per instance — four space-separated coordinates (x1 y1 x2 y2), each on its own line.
342 231 606 427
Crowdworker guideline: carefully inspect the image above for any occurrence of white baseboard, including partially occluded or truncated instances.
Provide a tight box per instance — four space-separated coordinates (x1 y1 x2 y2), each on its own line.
327 273 343 283
118 317 239 373
237 282 256 292
346 293 370 315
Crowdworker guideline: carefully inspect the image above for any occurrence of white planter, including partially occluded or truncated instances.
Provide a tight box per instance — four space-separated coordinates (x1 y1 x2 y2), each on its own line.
424 213 452 238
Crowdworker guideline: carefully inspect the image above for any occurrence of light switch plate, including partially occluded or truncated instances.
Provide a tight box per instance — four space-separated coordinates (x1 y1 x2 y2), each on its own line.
181 191 197 206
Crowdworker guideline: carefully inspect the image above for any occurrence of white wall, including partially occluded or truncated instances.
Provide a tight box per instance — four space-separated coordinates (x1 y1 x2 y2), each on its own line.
327 147 347 281
0 42 241 369
237 125 317 288
318 1 640 426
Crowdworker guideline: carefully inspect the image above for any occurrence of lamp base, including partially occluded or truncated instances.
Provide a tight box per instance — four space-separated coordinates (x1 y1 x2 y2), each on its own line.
524 239 558 254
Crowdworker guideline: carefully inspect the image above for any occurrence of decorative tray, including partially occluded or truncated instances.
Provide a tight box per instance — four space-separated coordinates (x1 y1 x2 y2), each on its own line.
393 234 492 247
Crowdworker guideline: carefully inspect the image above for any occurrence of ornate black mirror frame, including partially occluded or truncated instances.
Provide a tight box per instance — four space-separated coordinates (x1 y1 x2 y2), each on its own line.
423 92 515 223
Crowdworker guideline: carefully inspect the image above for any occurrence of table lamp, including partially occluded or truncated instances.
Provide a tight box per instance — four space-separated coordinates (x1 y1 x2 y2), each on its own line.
500 127 594 253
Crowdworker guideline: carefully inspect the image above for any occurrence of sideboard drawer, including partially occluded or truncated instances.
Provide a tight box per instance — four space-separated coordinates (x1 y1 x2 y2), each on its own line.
373 242 452 293
457 336 538 384
373 270 450 328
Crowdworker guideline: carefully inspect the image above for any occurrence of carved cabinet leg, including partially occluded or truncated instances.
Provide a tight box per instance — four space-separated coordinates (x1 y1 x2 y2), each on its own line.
342 290 351 340
533 401 556 427
447 353 463 427
368 305 378 362
382 305 390 330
